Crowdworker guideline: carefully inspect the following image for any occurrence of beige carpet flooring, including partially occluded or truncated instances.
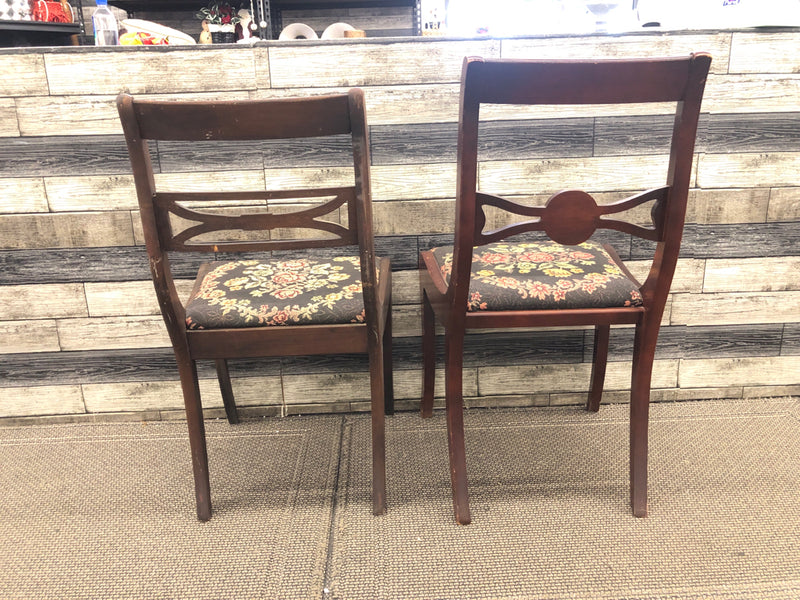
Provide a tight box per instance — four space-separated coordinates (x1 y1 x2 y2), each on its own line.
1 398 799 599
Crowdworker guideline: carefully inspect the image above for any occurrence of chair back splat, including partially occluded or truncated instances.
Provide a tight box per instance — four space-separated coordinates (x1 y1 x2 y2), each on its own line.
420 54 711 525
118 90 393 521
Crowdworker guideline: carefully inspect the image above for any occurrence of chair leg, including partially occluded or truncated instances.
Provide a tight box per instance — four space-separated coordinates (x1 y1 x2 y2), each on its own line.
421 290 436 418
587 324 610 412
176 354 212 521
630 319 658 518
383 302 395 416
368 338 387 516
215 358 239 425
444 329 471 525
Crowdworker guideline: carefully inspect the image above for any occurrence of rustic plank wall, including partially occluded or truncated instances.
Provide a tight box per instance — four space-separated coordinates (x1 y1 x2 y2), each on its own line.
0 30 799 422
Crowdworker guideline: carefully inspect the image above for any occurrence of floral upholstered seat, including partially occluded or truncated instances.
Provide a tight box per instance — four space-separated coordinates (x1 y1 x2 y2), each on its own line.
430 240 643 312
185 256 371 329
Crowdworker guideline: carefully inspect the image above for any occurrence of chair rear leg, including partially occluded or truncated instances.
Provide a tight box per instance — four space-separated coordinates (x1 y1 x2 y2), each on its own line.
368 340 387 516
630 319 658 518
215 358 239 425
176 354 212 521
587 324 610 412
445 330 471 525
421 290 436 418
383 302 394 416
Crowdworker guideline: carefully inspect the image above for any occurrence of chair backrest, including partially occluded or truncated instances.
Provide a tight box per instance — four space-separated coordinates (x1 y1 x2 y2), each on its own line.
117 90 377 328
451 54 711 310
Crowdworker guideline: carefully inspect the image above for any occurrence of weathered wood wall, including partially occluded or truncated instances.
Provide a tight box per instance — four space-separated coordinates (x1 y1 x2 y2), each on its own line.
0 30 798 421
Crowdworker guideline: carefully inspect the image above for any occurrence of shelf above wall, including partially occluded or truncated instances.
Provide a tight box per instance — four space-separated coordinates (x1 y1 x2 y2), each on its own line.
0 19 82 46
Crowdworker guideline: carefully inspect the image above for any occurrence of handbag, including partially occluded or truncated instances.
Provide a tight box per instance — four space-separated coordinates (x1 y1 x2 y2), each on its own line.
32 0 73 22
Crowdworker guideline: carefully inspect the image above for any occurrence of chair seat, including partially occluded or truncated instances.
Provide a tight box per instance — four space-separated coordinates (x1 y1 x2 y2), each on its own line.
185 256 374 329
430 240 643 311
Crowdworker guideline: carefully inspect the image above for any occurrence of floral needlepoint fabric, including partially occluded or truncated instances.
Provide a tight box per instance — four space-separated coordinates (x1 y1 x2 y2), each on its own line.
185 257 369 329
431 240 643 311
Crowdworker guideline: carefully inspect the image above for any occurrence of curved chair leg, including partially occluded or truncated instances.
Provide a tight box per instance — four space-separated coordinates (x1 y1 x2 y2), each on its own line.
176 353 212 521
383 302 395 416
444 329 471 525
368 335 387 516
630 318 659 518
421 290 436 418
215 358 239 425
587 324 610 412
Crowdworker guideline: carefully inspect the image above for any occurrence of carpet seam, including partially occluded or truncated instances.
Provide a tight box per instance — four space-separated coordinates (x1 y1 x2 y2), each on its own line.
320 414 347 600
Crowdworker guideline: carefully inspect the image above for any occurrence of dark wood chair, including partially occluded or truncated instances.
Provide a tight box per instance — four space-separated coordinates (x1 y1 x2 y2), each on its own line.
117 89 393 521
420 54 711 524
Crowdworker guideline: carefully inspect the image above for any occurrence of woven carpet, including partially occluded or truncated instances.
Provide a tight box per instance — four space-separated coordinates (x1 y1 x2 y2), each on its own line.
330 398 800 600
0 416 342 599
1 399 799 599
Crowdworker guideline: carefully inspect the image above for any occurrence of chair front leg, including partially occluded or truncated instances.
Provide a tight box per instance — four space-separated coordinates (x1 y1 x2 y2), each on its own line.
176 354 212 521
445 328 471 525
630 318 658 518
421 290 436 418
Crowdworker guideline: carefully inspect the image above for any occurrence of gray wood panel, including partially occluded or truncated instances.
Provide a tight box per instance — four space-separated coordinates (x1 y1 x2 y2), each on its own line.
632 223 800 260
0 247 210 284
587 324 784 362
0 135 145 177
782 323 800 356
593 114 682 157
705 113 800 154
370 118 594 166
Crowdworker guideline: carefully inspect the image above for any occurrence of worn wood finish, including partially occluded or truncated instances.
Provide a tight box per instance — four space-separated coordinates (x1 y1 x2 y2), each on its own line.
420 55 711 524
117 88 392 521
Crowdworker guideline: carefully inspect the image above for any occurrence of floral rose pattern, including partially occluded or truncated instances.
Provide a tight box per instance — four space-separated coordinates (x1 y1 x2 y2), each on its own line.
185 256 372 329
431 240 643 311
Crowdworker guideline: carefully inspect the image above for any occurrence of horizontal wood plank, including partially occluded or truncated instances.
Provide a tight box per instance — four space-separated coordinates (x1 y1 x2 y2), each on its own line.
268 39 501 88
703 74 800 114
729 32 800 74
670 291 800 326
81 375 283 413
479 154 673 195
0 385 85 418
0 319 61 354
768 187 800 222
698 152 800 189
501 33 731 74
44 49 259 96
0 99 19 137
703 256 800 292
0 135 138 178
55 316 171 351
591 324 783 362
0 284 87 320
0 54 48 97
477 359 679 395
691 188 770 225
0 178 48 213
783 323 800 357
0 212 135 249
84 280 195 317
679 355 800 388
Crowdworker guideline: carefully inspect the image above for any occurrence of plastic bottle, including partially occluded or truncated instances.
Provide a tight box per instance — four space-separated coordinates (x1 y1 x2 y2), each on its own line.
92 0 119 46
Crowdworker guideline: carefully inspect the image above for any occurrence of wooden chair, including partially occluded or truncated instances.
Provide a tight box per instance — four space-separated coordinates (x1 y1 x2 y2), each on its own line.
117 89 393 521
420 54 711 524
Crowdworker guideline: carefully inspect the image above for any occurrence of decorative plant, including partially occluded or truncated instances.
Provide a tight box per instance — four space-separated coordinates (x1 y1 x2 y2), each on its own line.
196 2 241 26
